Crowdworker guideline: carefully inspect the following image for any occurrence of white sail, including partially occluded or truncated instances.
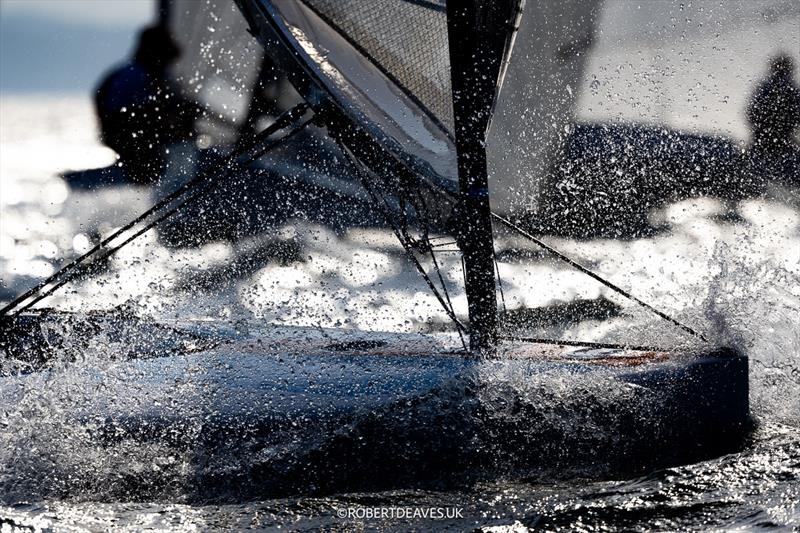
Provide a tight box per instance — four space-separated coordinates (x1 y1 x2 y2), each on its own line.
488 0 603 216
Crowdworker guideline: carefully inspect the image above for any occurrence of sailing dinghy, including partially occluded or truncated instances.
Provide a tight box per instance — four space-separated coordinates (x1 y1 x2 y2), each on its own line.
0 0 750 498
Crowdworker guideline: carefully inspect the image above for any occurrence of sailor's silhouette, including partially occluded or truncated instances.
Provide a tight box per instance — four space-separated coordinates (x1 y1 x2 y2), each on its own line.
746 54 800 186
94 25 202 184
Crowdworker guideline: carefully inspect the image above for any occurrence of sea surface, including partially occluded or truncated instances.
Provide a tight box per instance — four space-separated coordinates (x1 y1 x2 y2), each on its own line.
1 96 799 531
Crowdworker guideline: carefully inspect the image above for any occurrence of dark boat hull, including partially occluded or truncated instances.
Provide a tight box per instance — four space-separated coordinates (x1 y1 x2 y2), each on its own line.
0 311 750 500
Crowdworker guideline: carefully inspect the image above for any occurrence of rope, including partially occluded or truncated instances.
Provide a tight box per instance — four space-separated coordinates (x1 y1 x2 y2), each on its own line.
0 104 312 317
499 335 666 353
2 94 708 349
412 190 467 350
490 213 708 342
494 253 507 315
335 140 469 352
362 156 708 344
364 180 469 350
361 174 468 333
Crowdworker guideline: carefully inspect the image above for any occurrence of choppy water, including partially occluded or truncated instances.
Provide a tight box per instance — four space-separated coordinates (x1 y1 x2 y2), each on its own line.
1 96 799 531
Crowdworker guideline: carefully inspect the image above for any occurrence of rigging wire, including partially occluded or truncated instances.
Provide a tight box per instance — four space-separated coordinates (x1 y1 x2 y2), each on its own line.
0 103 312 317
498 335 666 353
362 176 468 335
390 174 708 343
0 97 709 347
490 213 708 342
412 190 466 350
335 139 469 352
494 254 508 315
363 179 469 351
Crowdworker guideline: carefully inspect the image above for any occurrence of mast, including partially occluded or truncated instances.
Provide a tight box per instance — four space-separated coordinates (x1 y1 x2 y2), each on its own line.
446 0 519 354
